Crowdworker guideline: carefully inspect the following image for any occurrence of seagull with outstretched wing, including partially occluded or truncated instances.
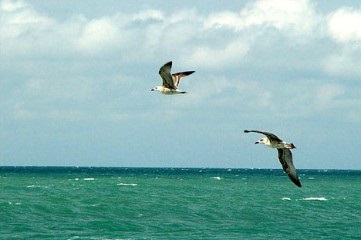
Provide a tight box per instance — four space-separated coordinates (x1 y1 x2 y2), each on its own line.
151 61 195 95
244 130 301 187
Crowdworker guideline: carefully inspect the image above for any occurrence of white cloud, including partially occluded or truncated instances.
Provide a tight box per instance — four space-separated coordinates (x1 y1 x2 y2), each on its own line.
0 0 320 63
0 0 54 41
198 0 321 70
246 0 317 32
76 17 121 54
328 8 361 43
323 8 361 78
1 0 361 123
205 0 318 38
1 0 26 11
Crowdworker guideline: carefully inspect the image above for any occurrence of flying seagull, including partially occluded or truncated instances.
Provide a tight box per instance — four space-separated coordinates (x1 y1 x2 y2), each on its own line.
244 130 302 187
151 61 195 95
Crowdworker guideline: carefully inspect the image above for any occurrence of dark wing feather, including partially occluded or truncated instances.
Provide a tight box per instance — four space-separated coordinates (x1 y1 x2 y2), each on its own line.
244 130 282 142
277 148 302 187
159 61 175 89
172 71 195 87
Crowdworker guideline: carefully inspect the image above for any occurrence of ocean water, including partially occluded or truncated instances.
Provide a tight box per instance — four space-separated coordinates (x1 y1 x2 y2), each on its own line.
0 167 360 240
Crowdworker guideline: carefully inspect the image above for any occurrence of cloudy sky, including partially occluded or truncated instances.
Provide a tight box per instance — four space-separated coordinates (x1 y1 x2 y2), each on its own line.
1 0 361 169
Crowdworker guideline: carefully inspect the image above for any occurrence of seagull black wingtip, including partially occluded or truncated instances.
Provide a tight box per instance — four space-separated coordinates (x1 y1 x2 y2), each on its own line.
295 181 302 188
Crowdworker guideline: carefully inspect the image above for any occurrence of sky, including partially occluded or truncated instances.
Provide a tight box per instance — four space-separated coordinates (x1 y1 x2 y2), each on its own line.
1 0 361 169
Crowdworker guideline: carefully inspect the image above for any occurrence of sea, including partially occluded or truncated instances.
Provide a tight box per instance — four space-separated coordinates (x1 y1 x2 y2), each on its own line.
0 167 360 240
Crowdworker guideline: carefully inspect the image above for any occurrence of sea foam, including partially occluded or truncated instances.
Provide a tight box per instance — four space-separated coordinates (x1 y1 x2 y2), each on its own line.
83 178 95 181
117 183 138 186
282 197 292 201
302 197 327 201
211 176 222 180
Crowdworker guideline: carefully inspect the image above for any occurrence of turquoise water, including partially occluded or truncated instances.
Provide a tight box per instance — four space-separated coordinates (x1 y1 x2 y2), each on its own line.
0 167 360 239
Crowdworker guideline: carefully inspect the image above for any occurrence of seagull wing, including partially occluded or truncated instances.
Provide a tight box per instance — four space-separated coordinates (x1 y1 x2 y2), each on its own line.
277 148 302 187
159 61 175 89
244 130 282 142
171 71 195 87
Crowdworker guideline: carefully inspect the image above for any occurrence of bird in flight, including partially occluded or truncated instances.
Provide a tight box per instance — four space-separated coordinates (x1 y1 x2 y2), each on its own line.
151 61 195 95
244 130 302 187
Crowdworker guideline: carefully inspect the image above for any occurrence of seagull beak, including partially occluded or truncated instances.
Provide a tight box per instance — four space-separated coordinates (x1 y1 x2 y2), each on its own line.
151 88 154 91
255 141 260 144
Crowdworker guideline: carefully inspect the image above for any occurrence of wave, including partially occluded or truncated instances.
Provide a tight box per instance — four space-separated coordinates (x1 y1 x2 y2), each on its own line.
282 197 292 201
281 197 328 201
83 178 95 181
26 185 49 189
211 176 222 180
302 197 327 201
72 177 95 181
117 183 138 186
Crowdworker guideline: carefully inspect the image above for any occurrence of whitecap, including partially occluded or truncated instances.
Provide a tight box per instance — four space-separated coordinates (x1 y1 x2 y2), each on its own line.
282 197 291 201
83 178 95 181
211 176 222 180
27 185 49 188
302 197 327 201
117 183 138 186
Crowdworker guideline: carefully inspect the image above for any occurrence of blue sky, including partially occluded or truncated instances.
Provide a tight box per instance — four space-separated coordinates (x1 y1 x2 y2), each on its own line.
1 0 361 169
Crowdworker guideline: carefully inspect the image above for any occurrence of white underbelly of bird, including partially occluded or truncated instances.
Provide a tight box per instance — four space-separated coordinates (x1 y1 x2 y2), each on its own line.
265 142 295 149
152 86 186 95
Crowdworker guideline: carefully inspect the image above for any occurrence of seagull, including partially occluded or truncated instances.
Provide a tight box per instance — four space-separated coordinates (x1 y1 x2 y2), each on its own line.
244 130 302 187
151 61 195 95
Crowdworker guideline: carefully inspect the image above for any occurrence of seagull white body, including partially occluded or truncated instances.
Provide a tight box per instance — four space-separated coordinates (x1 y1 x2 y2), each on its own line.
151 86 186 95
244 130 301 187
151 61 195 95
255 136 296 149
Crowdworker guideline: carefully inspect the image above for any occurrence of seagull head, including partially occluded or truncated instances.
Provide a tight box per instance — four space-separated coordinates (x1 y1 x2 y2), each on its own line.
255 137 270 146
151 86 164 93
151 86 161 92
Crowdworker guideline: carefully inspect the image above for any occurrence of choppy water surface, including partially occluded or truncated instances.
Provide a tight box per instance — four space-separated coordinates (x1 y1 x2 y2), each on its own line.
0 167 360 239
